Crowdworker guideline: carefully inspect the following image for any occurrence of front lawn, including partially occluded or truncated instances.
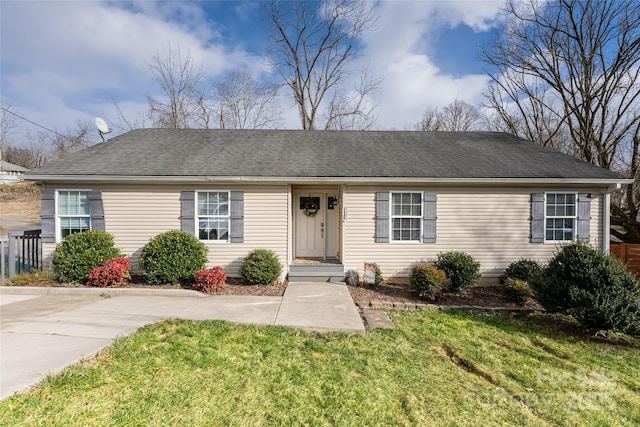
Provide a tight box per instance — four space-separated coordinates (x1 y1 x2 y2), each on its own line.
2 310 639 426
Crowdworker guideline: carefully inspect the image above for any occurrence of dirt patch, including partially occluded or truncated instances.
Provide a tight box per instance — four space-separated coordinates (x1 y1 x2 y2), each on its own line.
0 187 41 233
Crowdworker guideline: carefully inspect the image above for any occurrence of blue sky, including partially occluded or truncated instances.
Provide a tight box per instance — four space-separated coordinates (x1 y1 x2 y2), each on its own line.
1 0 504 143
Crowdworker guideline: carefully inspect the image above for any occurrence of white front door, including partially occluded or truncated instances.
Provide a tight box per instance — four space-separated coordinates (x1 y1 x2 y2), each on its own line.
295 194 325 258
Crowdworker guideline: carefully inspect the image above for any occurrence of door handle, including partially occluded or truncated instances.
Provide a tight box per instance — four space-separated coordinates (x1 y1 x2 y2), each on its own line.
321 222 324 238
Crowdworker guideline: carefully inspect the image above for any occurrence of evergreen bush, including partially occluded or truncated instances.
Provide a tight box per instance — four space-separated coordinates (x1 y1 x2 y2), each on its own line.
240 249 282 285
530 242 640 337
503 278 533 305
409 264 447 300
433 251 481 292
139 230 208 285
504 259 543 282
52 230 123 284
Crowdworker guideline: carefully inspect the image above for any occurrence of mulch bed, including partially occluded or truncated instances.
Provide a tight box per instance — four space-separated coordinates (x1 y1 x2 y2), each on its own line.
347 281 543 310
11 275 538 308
12 276 288 297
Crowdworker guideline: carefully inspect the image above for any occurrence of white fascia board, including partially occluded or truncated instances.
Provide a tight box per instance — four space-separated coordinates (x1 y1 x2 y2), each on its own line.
23 175 634 187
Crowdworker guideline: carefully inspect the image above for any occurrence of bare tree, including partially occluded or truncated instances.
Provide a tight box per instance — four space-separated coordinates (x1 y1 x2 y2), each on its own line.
110 96 148 132
414 107 440 132
0 99 21 169
146 44 205 129
324 68 381 130
415 99 483 131
211 70 282 129
263 0 379 130
482 0 640 242
49 120 96 160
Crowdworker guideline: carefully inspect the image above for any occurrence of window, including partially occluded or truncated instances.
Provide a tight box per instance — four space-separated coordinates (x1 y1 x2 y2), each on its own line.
197 191 230 241
390 192 422 242
545 193 576 242
58 190 90 239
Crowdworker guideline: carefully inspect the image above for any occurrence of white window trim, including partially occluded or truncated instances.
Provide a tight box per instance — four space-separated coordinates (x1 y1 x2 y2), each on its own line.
544 192 578 244
389 190 423 244
55 189 92 242
195 190 231 244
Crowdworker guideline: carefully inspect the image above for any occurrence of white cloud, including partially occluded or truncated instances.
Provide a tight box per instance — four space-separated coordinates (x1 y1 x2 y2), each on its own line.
0 1 261 136
356 0 501 129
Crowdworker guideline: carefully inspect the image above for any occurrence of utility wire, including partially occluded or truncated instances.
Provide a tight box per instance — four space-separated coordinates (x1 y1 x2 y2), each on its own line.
0 106 76 142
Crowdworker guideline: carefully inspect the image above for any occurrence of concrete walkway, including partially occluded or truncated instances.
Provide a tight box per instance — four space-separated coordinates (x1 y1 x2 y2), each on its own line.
0 282 364 400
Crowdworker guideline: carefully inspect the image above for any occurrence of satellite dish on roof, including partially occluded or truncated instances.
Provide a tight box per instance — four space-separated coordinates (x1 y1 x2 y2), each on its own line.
95 117 111 142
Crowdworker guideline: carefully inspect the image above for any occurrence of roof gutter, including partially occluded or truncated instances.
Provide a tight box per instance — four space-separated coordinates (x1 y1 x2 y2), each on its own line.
24 174 634 186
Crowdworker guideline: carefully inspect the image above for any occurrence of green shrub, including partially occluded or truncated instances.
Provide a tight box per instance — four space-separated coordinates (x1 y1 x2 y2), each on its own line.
433 251 481 292
570 286 640 337
530 242 640 337
139 230 208 285
530 242 611 313
52 231 123 284
375 264 383 286
240 249 282 285
503 278 533 305
409 264 447 300
504 259 543 282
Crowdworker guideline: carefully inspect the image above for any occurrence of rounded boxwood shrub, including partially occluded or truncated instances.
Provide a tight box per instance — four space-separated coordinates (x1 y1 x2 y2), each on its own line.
433 251 481 292
139 230 208 285
530 242 640 337
504 259 543 283
52 230 124 284
503 278 533 305
409 264 447 300
240 249 282 285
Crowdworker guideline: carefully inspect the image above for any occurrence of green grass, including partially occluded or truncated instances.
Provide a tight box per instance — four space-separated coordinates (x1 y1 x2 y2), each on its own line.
5 271 53 286
1 310 639 426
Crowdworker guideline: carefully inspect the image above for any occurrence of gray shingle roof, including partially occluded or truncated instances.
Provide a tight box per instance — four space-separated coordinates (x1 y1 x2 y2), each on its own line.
25 129 626 181
1 161 28 172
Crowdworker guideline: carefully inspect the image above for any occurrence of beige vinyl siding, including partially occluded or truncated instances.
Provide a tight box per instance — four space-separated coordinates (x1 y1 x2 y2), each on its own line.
343 185 603 278
43 184 289 276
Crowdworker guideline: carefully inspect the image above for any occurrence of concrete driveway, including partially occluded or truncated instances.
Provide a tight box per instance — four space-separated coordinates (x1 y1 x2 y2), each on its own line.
0 283 364 400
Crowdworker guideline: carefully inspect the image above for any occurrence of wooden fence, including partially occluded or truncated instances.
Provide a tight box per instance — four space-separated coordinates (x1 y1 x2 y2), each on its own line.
610 243 640 278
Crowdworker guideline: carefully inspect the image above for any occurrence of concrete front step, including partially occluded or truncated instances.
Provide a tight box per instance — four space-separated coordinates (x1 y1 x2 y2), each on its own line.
288 263 345 283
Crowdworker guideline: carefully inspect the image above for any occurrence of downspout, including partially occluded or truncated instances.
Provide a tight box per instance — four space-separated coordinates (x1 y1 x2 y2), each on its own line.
603 183 622 254
603 192 610 254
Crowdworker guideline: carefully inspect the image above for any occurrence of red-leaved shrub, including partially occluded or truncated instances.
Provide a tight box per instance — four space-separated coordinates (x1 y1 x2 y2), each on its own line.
193 267 227 294
87 257 131 288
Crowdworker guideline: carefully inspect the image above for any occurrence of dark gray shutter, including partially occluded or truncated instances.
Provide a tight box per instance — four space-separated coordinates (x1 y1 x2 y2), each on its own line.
41 190 56 243
229 191 244 243
422 192 437 243
180 191 196 236
375 192 389 243
531 193 545 243
88 191 105 232
576 193 591 242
